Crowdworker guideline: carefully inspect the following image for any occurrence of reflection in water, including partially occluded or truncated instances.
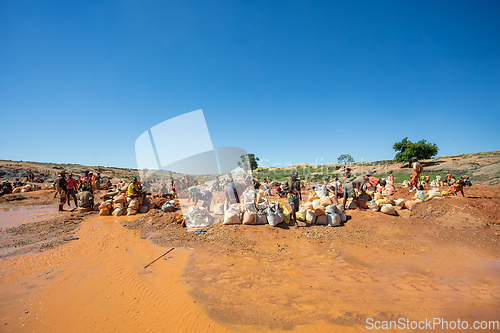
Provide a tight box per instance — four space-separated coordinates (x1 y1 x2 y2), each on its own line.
0 204 57 228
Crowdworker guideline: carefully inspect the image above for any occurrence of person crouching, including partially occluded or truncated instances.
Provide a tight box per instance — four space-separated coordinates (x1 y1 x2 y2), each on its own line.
78 186 93 212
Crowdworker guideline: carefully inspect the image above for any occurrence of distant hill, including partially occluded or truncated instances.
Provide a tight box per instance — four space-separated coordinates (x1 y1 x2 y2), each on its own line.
1 150 499 185
0 160 138 182
253 151 500 185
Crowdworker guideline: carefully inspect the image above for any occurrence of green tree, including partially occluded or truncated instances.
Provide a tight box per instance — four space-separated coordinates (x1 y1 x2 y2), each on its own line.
238 154 259 171
393 137 438 163
337 154 354 168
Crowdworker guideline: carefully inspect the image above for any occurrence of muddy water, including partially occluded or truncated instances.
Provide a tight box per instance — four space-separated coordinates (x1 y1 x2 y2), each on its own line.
0 204 58 228
186 237 500 331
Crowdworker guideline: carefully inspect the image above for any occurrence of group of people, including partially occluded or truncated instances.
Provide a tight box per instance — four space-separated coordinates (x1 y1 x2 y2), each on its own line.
405 157 471 197
144 175 202 198
332 172 394 211
55 171 102 212
132 155 473 221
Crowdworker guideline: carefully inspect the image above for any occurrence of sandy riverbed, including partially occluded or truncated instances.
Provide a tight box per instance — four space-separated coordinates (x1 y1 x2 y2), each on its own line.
0 185 499 332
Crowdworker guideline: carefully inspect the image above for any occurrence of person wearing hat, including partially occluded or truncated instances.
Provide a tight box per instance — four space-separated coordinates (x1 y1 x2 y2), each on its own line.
288 171 302 227
345 168 352 179
57 171 68 212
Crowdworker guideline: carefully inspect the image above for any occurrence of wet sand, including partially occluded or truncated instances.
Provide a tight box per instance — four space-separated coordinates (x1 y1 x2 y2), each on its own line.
0 185 499 332
187 229 500 331
0 215 229 332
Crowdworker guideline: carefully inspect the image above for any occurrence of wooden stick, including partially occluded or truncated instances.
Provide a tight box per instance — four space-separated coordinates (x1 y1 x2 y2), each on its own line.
144 247 175 269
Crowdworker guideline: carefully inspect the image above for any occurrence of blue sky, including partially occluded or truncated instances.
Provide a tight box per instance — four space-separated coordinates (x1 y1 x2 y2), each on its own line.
1 0 499 169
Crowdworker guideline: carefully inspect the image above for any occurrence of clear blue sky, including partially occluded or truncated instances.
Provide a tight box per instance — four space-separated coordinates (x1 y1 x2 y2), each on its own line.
1 0 499 169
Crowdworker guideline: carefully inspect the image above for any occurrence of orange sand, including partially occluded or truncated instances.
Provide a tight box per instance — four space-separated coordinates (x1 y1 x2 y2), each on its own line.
0 216 365 332
0 216 230 332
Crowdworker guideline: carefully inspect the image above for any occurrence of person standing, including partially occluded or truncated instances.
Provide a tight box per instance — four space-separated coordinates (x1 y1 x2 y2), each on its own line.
89 172 96 192
386 171 394 185
224 181 240 210
171 178 177 196
244 173 253 188
213 176 220 191
411 157 423 190
262 183 271 196
81 171 91 190
445 173 452 185
95 172 101 190
57 171 68 212
288 171 302 227
66 174 78 208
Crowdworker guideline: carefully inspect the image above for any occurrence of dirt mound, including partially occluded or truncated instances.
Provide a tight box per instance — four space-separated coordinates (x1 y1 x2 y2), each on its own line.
391 186 411 200
411 199 452 219
151 197 168 208
466 199 500 224
0 193 28 203
122 209 259 251
408 185 500 224
122 209 183 231
0 211 91 259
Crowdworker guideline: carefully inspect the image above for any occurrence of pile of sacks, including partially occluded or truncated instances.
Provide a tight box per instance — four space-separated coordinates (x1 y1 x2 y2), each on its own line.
12 184 41 193
98 193 153 216
184 206 214 229
221 200 287 227
219 187 348 228
219 188 289 227
339 190 400 215
161 199 181 212
359 187 453 215
296 187 346 227
399 188 452 211
365 192 398 215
